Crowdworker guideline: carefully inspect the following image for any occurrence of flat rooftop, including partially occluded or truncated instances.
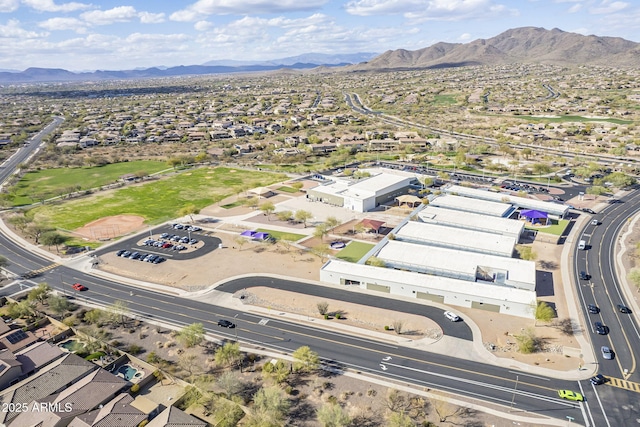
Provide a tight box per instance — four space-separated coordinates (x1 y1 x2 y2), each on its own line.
418 206 525 237
394 221 516 257
430 194 513 217
321 260 536 305
445 185 570 216
376 240 536 289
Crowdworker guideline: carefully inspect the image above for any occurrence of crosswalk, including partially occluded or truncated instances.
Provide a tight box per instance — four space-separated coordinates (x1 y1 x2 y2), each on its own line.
607 377 640 393
20 263 60 279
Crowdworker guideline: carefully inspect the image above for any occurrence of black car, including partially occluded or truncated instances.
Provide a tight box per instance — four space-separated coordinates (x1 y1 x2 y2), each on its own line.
217 319 235 328
590 374 607 385
617 304 631 314
588 304 600 314
116 249 126 256
582 208 596 214
594 321 608 335
579 271 590 280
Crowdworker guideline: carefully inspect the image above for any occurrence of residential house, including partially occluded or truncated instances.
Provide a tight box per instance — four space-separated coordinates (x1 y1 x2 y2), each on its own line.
146 406 206 427
68 393 146 427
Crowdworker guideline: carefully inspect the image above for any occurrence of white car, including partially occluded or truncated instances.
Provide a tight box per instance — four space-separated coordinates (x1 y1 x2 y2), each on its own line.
444 311 460 322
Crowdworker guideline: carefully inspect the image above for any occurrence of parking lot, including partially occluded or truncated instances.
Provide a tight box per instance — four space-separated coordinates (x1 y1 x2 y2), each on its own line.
96 223 222 262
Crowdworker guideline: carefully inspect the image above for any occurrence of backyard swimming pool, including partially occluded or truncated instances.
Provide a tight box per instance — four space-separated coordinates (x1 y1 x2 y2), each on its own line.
116 364 145 382
58 339 86 353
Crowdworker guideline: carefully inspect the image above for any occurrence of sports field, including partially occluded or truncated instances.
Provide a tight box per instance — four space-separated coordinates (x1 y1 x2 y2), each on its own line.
29 166 287 230
11 161 170 206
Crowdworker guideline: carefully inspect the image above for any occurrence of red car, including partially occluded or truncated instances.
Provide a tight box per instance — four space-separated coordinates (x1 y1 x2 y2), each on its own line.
71 283 87 291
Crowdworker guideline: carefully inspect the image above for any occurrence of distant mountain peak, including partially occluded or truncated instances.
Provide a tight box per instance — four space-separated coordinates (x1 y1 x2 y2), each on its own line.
351 26 640 71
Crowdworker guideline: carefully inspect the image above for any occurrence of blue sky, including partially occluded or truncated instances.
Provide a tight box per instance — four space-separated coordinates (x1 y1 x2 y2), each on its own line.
1 0 639 71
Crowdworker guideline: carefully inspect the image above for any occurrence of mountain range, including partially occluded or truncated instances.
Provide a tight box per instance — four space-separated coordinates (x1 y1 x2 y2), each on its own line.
1 27 638 84
348 27 640 71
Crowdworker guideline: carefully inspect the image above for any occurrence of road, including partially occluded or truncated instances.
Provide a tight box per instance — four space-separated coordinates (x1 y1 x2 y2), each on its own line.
0 116 62 186
573 189 640 425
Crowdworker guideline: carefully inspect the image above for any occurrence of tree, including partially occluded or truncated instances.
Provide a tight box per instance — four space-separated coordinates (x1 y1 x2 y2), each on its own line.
325 216 340 230
178 323 205 348
433 399 465 423
234 235 247 251
294 210 313 228
366 256 386 267
48 294 72 317
25 223 51 244
216 370 242 399
210 395 244 427
276 210 293 222
7 215 31 233
259 201 276 220
354 222 367 237
317 301 329 316
84 308 106 326
8 300 36 321
317 402 351 427
248 386 290 427
516 245 537 261
311 244 331 262
386 411 414 427
392 320 404 335
41 231 68 253
535 301 555 324
107 300 129 326
514 327 538 353
178 352 201 380
314 224 329 241
261 359 290 384
28 282 52 305
214 341 241 368
178 204 200 223
291 182 304 192
292 346 320 373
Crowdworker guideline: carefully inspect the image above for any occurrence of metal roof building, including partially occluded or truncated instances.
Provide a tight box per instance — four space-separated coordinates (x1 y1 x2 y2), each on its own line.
444 185 570 218
320 260 536 318
430 194 515 217
376 240 536 291
418 206 525 238
394 221 516 257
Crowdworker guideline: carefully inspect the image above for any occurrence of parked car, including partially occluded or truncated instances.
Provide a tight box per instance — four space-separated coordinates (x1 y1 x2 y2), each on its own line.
588 304 599 314
594 321 608 335
590 374 607 385
444 311 460 322
116 249 126 256
162 242 173 249
153 257 165 264
601 346 613 360
217 319 235 328
121 251 131 258
71 283 87 291
617 304 631 313
189 239 198 244
161 233 170 238
129 252 140 260
582 208 596 214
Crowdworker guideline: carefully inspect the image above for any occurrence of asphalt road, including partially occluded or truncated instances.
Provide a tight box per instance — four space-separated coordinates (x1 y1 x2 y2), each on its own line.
573 189 640 426
0 117 62 185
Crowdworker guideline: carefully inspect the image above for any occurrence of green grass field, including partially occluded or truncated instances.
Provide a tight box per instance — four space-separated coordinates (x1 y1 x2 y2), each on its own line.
29 167 287 230
276 186 298 193
526 219 570 236
335 241 375 263
11 161 170 206
255 228 306 242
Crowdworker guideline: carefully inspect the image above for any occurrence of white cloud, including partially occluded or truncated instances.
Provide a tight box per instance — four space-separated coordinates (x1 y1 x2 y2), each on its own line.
0 0 19 13
345 0 510 22
567 3 582 12
22 0 91 12
589 1 629 14
139 11 165 24
194 20 213 31
170 0 328 22
458 32 472 41
80 6 138 26
38 17 86 33
0 18 46 38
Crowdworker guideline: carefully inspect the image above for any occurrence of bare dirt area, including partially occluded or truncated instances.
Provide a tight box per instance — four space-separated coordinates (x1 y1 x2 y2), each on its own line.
74 214 146 241
98 230 324 290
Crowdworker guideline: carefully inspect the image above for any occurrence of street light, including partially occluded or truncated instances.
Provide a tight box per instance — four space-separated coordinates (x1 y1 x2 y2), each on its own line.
510 375 519 411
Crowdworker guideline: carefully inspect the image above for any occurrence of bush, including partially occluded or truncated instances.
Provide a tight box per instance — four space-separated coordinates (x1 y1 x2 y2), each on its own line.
126 344 144 355
384 325 390 331
130 383 140 394
85 351 106 361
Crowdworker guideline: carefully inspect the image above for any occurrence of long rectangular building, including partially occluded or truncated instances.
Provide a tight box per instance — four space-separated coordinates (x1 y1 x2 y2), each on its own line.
430 194 515 217
394 221 516 257
418 206 525 238
320 260 536 318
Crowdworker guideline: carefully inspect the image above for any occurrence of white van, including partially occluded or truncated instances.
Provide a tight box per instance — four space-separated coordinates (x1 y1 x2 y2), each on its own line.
578 240 586 250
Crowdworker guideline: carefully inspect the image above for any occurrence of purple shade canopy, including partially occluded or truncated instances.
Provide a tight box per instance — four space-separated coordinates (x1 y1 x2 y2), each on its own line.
520 209 548 219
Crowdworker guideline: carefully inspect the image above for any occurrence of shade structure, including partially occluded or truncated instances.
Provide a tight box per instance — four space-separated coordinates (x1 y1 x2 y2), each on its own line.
395 194 422 207
520 209 549 225
360 218 385 232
